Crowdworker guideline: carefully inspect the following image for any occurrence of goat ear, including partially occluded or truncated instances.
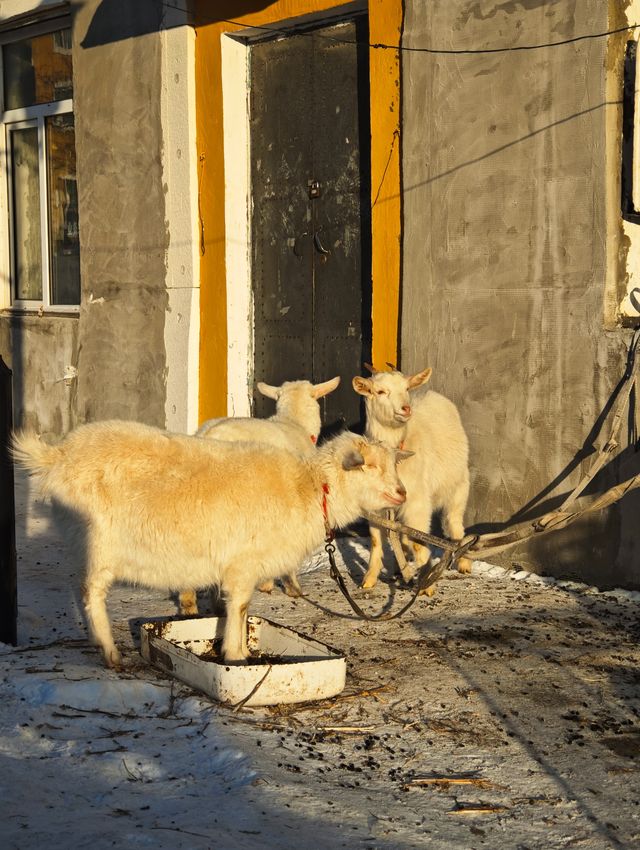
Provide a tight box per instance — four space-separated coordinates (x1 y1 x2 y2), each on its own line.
312 376 340 399
395 449 415 464
352 376 373 397
342 448 365 470
407 367 432 389
257 382 280 400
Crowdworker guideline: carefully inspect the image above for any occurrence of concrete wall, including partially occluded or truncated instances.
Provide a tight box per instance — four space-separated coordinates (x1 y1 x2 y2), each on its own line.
0 0 200 435
0 1 82 439
0 315 78 437
73 0 168 427
401 1 640 588
159 10 200 434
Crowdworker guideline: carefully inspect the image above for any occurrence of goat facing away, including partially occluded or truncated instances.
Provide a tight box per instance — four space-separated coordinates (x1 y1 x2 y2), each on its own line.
197 376 341 455
12 421 410 666
352 366 471 591
179 376 341 610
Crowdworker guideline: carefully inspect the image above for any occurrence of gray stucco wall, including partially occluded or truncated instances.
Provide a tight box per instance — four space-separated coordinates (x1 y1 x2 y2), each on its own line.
0 315 78 437
0 0 169 433
73 0 168 426
401 1 640 588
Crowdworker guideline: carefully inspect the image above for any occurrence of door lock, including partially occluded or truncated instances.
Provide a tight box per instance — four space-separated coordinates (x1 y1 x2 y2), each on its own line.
308 179 321 199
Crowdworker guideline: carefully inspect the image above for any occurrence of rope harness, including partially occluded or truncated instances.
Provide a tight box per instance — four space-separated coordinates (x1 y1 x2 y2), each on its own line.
325 329 640 621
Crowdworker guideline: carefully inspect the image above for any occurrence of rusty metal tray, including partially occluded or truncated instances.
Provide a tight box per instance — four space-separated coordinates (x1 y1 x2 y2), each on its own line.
140 616 346 706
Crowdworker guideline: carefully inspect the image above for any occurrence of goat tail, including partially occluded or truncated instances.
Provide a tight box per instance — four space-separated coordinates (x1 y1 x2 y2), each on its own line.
10 431 64 480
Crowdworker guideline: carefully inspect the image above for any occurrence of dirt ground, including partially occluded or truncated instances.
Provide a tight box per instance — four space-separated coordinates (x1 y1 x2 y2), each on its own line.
238 537 640 850
2 474 640 849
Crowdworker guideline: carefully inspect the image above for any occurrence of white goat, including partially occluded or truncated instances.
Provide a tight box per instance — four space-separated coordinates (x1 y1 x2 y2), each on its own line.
197 377 340 455
179 376 340 610
12 421 409 666
352 366 471 590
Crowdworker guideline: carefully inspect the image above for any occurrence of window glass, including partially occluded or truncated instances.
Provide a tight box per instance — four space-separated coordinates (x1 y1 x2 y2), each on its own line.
46 113 79 305
3 30 73 111
10 126 42 301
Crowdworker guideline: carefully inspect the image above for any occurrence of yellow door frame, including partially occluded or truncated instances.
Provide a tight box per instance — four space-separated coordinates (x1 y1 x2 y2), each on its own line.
194 0 402 422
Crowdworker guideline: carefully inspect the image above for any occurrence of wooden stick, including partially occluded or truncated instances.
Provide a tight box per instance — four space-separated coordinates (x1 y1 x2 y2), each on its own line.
318 725 377 734
404 776 502 790
447 805 509 816
267 684 391 715
231 666 273 712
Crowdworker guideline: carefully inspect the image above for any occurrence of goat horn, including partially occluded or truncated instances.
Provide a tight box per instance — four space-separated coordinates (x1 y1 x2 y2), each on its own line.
385 361 397 371
363 362 376 374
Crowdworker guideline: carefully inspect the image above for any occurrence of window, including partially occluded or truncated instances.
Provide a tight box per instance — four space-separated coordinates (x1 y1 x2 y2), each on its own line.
1 28 79 310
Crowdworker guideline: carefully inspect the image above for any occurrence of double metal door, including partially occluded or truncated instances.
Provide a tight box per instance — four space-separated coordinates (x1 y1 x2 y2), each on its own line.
250 17 371 432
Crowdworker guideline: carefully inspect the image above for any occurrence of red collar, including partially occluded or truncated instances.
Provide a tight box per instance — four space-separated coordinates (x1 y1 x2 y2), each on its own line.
321 483 334 542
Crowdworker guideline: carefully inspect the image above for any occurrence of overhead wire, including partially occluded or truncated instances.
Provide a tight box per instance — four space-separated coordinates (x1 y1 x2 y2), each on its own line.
215 18 640 55
160 3 640 56
158 3 639 218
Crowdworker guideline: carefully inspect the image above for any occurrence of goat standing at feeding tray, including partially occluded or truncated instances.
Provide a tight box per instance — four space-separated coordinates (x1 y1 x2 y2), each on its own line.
197 377 340 455
353 365 471 592
12 421 409 666
180 376 341 610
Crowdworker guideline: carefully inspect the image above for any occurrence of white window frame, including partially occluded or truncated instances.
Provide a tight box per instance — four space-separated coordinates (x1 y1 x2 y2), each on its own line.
0 38 79 313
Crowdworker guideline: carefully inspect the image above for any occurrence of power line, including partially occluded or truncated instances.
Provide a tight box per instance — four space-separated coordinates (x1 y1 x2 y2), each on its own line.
217 17 640 54
162 4 640 56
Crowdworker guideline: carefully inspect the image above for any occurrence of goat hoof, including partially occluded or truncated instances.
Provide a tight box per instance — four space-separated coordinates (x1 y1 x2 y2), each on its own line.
104 648 122 669
258 580 274 594
457 558 473 575
361 576 378 590
419 583 438 597
178 590 199 615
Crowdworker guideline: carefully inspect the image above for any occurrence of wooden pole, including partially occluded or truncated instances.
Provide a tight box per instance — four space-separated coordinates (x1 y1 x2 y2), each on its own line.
0 356 17 646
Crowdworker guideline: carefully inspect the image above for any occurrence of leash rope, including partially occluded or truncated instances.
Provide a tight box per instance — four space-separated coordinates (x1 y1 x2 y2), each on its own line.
321 480 447 620
324 533 479 621
324 329 640 621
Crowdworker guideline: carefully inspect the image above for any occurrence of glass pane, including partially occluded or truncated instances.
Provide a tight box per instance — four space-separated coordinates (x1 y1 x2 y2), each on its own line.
46 113 80 305
10 126 43 301
3 30 73 111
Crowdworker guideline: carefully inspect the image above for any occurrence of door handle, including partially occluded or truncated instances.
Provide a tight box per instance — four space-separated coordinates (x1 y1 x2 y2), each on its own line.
313 231 330 256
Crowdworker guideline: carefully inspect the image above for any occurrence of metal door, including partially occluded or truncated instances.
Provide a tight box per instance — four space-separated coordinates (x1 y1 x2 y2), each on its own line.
250 17 371 432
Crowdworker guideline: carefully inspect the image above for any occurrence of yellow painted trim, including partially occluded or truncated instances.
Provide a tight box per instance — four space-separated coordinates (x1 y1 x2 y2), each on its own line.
194 1 403 421
369 0 403 370
194 14 226 423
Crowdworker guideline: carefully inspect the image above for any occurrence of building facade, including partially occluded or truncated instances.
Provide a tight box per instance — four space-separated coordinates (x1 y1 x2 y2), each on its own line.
1 0 639 586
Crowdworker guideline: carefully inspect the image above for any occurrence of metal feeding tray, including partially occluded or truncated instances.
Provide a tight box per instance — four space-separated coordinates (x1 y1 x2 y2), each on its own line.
140 616 346 707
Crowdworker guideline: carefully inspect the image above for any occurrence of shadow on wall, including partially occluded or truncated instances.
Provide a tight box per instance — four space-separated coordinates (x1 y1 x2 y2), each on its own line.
80 0 276 48
8 318 26 434
485 337 639 534
522 445 640 590
0 356 17 644
464 332 640 588
469 438 640 590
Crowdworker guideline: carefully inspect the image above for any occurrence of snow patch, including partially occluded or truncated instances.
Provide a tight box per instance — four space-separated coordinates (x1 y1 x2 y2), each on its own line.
471 559 640 601
9 672 172 715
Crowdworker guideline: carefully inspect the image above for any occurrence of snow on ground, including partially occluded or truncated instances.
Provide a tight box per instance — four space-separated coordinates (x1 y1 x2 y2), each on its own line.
1 472 639 849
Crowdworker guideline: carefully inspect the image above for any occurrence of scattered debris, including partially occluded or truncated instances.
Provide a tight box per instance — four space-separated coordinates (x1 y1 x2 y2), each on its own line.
3 473 640 848
403 775 506 791
447 804 510 816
